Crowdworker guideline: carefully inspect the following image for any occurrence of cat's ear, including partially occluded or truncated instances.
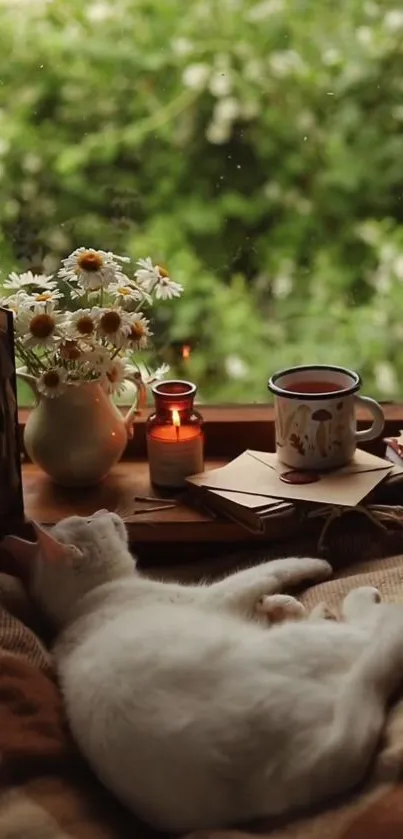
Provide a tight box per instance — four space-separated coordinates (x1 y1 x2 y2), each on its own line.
0 532 39 581
31 521 83 565
1 533 38 563
0 523 74 565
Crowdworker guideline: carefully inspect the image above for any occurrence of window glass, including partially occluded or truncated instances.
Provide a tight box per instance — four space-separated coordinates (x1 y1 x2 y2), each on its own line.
1 0 402 404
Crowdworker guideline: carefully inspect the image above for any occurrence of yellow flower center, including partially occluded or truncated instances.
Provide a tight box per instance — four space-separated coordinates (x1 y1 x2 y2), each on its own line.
100 311 122 334
129 321 146 342
77 251 104 272
118 286 131 296
43 370 61 389
29 313 56 339
156 264 169 278
34 292 53 302
76 315 94 335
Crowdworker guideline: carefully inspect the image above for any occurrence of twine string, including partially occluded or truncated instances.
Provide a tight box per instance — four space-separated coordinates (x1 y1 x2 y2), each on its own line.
307 504 403 554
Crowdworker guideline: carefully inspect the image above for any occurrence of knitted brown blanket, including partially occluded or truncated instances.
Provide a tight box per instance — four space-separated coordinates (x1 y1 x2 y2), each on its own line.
2 555 403 839
0 572 154 839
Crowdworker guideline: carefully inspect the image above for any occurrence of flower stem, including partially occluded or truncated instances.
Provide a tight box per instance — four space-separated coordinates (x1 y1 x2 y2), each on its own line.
15 342 45 375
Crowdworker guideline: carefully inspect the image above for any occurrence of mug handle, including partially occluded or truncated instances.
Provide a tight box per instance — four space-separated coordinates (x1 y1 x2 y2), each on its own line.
354 395 385 442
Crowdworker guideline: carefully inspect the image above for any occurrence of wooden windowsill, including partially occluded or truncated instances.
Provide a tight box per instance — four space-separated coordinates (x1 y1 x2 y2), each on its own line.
18 402 403 460
18 403 401 563
21 459 280 546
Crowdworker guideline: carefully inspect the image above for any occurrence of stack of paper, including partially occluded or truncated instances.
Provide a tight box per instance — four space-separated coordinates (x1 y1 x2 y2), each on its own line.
186 449 403 534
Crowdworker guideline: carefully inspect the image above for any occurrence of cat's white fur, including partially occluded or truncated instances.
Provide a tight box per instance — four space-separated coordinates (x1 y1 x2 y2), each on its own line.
5 512 403 833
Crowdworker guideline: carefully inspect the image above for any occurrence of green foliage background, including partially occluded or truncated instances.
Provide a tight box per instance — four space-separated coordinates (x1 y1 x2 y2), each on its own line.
1 0 403 403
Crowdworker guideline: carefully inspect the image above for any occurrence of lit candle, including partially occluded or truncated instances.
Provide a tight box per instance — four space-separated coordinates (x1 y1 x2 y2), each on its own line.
146 380 204 488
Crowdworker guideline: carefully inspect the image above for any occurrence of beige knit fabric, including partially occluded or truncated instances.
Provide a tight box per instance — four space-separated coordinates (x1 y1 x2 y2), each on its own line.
300 553 403 613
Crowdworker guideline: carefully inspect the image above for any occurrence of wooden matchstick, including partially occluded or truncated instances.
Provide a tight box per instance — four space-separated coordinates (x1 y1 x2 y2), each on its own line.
134 495 178 504
131 503 178 515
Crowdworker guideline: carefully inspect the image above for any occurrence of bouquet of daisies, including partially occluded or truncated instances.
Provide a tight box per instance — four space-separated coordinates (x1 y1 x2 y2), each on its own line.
0 247 183 404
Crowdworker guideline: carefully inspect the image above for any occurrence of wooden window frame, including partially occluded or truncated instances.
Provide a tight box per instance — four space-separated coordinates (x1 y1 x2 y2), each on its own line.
18 402 403 460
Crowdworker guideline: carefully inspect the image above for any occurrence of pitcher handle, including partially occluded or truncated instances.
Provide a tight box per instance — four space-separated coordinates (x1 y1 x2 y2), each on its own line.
123 373 147 438
354 395 385 442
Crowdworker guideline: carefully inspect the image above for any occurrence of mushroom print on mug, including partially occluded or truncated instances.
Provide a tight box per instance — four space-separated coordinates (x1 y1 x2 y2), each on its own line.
311 408 332 457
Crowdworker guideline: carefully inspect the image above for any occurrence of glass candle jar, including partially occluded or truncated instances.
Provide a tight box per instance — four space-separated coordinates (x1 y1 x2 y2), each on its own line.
146 380 204 488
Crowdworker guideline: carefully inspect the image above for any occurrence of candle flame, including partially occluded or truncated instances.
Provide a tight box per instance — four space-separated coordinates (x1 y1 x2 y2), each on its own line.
181 344 191 360
172 409 180 428
172 408 180 441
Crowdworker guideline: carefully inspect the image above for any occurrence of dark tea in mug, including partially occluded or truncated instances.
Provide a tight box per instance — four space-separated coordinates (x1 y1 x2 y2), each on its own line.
285 380 342 395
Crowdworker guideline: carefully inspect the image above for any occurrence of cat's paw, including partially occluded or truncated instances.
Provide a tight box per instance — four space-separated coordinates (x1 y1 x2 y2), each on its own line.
309 601 337 621
342 586 381 622
304 558 333 579
256 594 306 625
276 557 333 586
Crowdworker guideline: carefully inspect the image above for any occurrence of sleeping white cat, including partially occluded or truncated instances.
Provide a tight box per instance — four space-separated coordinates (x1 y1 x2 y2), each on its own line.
4 511 403 833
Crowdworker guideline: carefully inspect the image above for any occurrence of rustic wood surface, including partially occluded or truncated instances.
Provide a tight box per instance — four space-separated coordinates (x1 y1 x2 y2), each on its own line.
22 459 289 544
17 408 400 562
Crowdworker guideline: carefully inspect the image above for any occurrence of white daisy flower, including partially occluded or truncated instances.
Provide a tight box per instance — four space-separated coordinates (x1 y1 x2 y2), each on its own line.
83 346 110 370
126 313 152 350
69 286 87 301
134 257 159 289
59 340 85 362
107 281 144 307
95 307 133 349
125 362 170 385
4 270 57 292
100 357 131 395
67 345 106 381
58 247 130 292
134 258 183 300
0 291 33 315
16 304 66 349
37 367 68 399
154 272 183 301
68 309 97 340
145 362 170 383
21 288 64 306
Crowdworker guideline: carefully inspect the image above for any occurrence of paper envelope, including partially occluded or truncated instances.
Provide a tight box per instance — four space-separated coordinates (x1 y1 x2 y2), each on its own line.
188 449 402 507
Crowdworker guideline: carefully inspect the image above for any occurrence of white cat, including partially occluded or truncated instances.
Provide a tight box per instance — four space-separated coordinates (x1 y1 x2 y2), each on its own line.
4 511 403 833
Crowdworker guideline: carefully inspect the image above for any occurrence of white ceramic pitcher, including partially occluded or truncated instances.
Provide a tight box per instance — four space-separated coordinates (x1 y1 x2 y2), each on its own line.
18 373 140 487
